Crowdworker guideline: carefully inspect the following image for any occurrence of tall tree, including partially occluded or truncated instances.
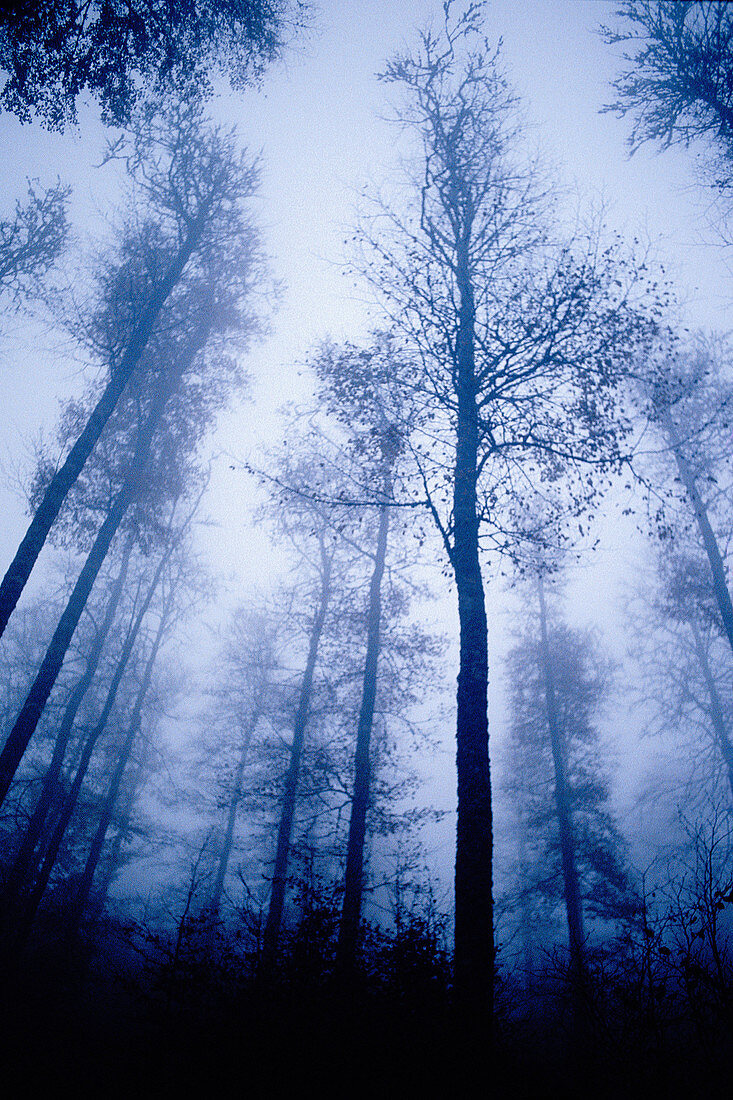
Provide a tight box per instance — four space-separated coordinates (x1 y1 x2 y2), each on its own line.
307 334 416 969
14 521 179 939
360 2 654 1020
633 335 733 664
261 519 335 967
0 1 308 129
206 606 280 918
0 102 266 644
503 589 637 966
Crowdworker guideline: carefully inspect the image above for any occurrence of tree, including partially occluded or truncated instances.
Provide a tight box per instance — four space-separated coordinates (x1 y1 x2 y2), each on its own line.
261 484 338 968
206 606 280 918
0 101 267 645
503 586 637 972
307 334 418 969
601 2 733 181
14 520 176 940
0 178 69 320
624 545 733 818
0 0 309 129
632 335 733 665
360 1 654 1020
0 161 268 811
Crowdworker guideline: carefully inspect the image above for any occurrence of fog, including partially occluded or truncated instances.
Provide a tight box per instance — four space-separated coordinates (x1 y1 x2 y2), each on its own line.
0 1 732 1093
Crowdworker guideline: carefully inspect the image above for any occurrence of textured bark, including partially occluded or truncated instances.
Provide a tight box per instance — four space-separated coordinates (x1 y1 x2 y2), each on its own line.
4 530 136 902
452 244 493 1022
262 544 332 965
338 500 389 967
0 217 205 644
537 576 586 977
209 709 260 916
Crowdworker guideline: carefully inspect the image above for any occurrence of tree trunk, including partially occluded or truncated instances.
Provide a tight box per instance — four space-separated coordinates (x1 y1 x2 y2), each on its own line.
452 244 494 1023
209 709 260 917
689 618 733 800
262 543 333 966
664 412 733 659
4 529 136 903
69 592 171 933
337 500 389 968
92 739 149 913
15 538 169 940
0 323 205 808
537 576 586 979
0 215 206 644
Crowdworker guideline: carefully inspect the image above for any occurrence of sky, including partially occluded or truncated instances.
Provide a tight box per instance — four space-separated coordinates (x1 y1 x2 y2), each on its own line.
0 1 730 889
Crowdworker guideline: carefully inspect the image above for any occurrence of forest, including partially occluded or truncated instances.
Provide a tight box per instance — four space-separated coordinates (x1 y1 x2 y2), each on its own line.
0 1 732 1095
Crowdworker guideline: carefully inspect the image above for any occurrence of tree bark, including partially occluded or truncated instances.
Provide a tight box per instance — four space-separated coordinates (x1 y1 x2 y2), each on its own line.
452 242 494 1023
0 215 206 644
338 499 389 968
262 542 333 966
537 577 585 979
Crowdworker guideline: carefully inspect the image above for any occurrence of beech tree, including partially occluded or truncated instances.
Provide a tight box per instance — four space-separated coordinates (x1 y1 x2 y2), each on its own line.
625 546 733 815
360 2 655 1019
260 463 344 968
307 335 425 969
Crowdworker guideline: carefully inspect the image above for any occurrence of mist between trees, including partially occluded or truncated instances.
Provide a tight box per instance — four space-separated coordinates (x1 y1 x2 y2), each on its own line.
0 1 733 1094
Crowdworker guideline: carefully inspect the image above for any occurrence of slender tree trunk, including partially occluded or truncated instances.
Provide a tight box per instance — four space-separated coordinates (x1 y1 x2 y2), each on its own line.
537 576 585 979
262 545 333 966
689 619 733 799
338 500 389 968
69 595 171 933
517 813 534 993
16 540 169 940
664 413 733 658
93 739 149 912
0 322 206 808
452 243 493 1023
210 709 260 917
4 530 136 903
0 215 207 644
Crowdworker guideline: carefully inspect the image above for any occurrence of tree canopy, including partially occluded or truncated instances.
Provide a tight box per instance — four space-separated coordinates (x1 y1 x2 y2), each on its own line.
0 0 309 129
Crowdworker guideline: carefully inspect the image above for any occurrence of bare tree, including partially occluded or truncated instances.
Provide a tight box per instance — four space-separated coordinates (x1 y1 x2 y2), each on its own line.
0 102 267 644
601 2 733 177
358 1 654 1020
0 179 69 318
